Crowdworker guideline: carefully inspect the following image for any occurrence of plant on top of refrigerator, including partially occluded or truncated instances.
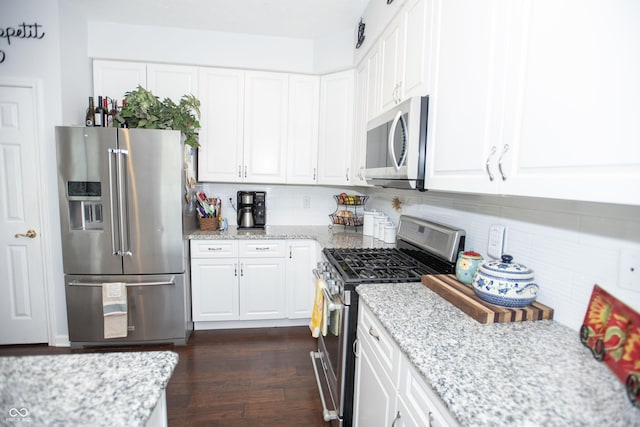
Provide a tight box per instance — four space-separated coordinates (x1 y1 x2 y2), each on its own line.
116 86 201 148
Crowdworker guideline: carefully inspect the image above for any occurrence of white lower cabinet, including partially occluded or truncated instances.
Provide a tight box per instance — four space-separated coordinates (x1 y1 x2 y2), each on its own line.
190 239 316 324
286 240 318 319
354 303 459 427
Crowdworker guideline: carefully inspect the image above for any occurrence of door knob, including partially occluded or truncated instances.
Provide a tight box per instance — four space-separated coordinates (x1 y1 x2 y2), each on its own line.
15 229 37 239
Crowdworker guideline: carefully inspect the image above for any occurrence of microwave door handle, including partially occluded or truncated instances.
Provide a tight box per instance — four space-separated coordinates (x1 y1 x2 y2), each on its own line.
388 110 404 171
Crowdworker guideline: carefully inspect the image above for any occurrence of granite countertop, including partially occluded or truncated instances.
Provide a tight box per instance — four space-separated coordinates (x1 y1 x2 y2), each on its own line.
0 351 178 426
357 282 638 426
188 225 395 249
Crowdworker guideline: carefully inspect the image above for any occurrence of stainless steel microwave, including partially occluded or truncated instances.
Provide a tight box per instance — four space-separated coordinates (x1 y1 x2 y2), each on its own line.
364 96 428 190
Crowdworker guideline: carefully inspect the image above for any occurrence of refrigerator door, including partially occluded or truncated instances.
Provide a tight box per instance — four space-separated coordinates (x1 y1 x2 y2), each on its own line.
56 127 123 275
118 128 184 275
65 274 189 346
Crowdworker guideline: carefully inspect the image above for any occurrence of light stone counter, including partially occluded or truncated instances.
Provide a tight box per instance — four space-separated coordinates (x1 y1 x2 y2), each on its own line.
188 225 395 249
0 351 178 426
357 282 638 426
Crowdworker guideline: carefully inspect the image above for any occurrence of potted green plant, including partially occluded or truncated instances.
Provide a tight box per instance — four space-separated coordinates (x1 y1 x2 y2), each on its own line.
116 86 201 148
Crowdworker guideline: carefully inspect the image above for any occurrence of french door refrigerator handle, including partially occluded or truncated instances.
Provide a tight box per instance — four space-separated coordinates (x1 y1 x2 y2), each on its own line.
117 148 132 256
107 148 119 255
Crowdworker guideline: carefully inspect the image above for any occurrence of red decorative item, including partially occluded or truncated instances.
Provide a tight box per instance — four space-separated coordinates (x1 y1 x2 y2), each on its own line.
580 285 640 407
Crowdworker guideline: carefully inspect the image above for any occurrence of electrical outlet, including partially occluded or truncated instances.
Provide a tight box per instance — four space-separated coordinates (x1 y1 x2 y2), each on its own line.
619 248 640 292
302 196 311 209
488 225 506 259
227 196 234 207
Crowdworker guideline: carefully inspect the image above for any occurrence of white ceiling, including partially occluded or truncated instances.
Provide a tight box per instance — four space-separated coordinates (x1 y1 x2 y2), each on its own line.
67 0 370 40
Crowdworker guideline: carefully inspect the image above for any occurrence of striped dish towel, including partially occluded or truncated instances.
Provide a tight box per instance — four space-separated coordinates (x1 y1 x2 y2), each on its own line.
102 282 128 339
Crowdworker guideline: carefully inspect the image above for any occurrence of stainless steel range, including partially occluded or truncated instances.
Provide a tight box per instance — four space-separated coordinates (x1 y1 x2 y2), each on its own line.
310 215 466 427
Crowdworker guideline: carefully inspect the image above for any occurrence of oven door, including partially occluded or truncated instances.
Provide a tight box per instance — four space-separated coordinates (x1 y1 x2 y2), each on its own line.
310 281 350 425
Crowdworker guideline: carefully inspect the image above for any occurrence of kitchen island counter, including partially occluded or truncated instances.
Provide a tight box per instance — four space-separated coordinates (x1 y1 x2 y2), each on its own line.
188 225 394 249
357 282 638 426
0 351 177 426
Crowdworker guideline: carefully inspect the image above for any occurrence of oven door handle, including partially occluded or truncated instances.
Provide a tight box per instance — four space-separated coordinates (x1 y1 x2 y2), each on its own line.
310 351 339 422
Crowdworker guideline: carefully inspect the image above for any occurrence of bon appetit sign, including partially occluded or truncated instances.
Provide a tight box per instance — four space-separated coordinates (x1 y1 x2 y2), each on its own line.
0 22 46 64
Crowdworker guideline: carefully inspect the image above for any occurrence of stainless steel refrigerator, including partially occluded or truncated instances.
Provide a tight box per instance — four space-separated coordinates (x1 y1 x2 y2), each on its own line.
55 126 195 347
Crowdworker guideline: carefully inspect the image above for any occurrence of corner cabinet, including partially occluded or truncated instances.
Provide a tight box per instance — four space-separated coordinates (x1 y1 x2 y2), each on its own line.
317 70 355 186
354 303 459 427
427 0 640 206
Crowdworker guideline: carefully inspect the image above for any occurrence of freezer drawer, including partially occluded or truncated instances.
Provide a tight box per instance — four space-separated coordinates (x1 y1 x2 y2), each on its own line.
65 274 190 347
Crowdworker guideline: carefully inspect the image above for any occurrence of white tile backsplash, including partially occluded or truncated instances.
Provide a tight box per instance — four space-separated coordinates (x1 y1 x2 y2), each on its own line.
198 182 640 331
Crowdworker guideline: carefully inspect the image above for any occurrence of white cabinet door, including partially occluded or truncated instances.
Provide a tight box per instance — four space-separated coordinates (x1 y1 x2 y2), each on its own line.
500 0 640 205
92 60 146 101
197 68 245 182
397 354 460 427
353 333 398 427
285 240 317 319
426 0 505 195
190 258 239 322
239 258 286 320
146 64 198 103
244 71 289 183
366 45 381 122
317 70 355 186
379 16 405 112
352 60 370 186
286 75 320 184
401 0 432 100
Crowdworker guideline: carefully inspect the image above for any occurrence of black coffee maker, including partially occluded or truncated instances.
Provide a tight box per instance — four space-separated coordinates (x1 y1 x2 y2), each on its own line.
237 191 266 228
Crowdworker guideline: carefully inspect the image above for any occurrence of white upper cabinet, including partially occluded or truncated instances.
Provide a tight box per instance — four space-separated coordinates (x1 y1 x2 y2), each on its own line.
317 70 355 186
500 0 640 205
379 16 406 112
244 71 289 183
379 0 433 113
93 60 146 101
146 63 198 103
286 75 320 184
197 67 245 182
427 0 640 205
425 0 501 195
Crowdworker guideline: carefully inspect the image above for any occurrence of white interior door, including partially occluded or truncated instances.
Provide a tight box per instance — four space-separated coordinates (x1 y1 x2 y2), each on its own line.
0 82 48 344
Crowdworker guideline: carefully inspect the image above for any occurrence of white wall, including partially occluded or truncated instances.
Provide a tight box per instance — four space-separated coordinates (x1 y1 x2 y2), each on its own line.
0 0 67 345
88 22 318 74
198 183 363 227
361 186 640 331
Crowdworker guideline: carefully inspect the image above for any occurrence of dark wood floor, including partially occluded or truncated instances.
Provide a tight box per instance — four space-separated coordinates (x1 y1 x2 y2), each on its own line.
0 327 327 427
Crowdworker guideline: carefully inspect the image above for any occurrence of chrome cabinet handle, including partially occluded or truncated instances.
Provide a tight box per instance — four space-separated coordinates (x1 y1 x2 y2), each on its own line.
353 338 360 358
244 165 247 178
313 167 316 181
498 144 509 181
391 411 401 427
234 264 238 277
345 168 350 181
368 326 380 341
240 263 244 276
485 146 497 181
238 165 242 178
15 229 37 238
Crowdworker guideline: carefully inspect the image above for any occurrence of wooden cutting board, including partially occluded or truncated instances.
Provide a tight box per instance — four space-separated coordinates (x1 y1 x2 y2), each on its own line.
421 274 554 324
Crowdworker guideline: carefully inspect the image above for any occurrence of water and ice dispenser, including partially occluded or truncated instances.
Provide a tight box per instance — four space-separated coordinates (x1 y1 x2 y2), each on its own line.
67 181 103 230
